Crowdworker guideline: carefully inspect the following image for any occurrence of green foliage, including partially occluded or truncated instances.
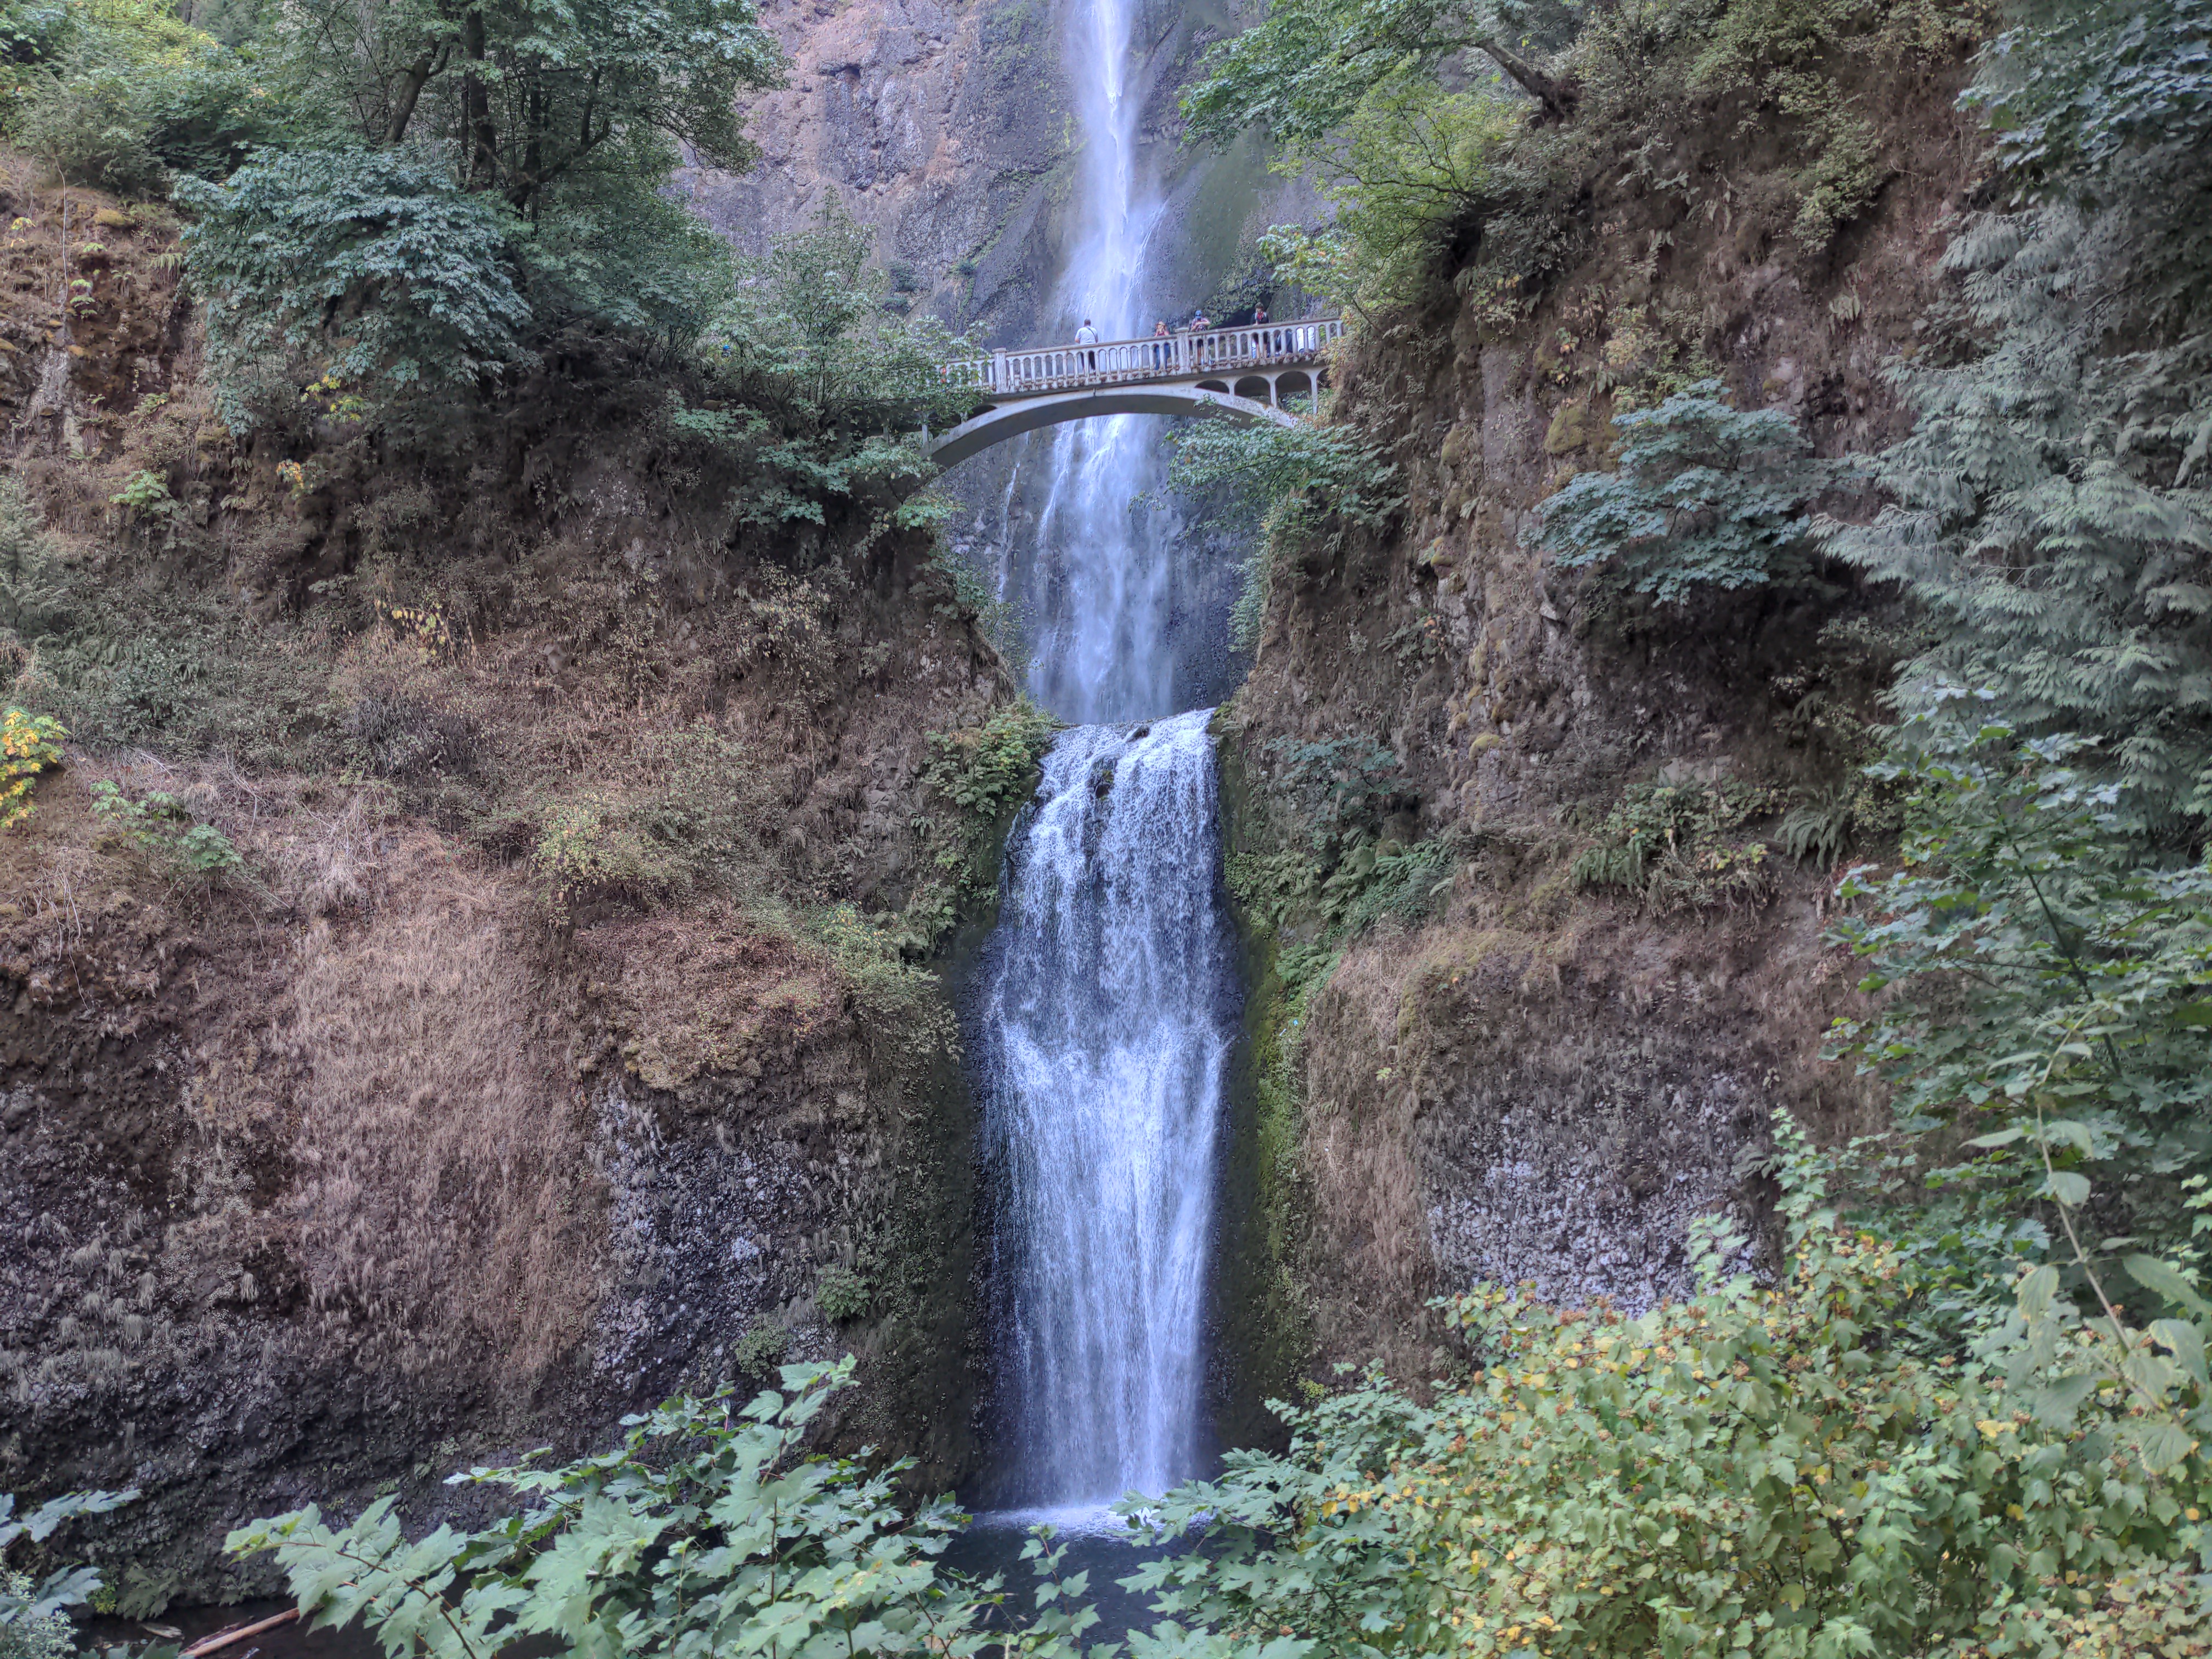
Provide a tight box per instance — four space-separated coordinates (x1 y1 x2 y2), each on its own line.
815 1265 872 1323
1570 774 1782 910
1119 1119 2212 1659
230 1360 1096 1659
1824 0 2212 836
2 0 279 193
261 0 782 211
1180 0 1579 150
179 149 534 420
703 201 980 446
1830 701 2212 1255
1227 733 1449 1009
90 778 245 879
1775 791 1853 868
108 469 173 515
1529 381 1847 603
729 1322 789 1379
1189 0 1977 311
0 1573 75 1659
901 699 1055 952
1166 417 1401 650
164 0 786 425
0 477 68 646
1 1488 137 1643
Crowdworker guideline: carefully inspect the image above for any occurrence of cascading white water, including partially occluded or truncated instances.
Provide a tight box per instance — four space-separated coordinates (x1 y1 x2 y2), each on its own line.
977 711 1239 1509
964 0 1244 1519
1025 0 1178 724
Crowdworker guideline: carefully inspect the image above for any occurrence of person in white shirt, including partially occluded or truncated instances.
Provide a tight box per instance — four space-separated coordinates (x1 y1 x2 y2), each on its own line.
1076 318 1098 371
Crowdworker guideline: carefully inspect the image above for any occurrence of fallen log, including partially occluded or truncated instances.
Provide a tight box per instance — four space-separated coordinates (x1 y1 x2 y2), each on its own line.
180 1607 301 1658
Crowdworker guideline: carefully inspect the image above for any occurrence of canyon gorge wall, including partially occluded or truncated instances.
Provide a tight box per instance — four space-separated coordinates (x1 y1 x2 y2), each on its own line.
1214 52 1982 1384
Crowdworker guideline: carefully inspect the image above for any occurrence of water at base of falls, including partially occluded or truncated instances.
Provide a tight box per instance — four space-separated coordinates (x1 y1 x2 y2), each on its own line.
975 709 1241 1510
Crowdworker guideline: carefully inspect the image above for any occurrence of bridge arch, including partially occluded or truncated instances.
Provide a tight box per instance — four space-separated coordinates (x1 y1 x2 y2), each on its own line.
927 384 1296 468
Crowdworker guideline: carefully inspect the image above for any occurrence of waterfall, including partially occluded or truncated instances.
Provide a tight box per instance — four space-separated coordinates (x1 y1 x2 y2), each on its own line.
966 0 1243 1519
1025 0 1177 724
977 711 1239 1509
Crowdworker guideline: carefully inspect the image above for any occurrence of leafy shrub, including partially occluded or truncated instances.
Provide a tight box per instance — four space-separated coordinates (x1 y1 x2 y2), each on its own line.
730 1322 789 1379
0 1571 74 1659
1830 702 2212 1255
815 1265 872 1323
13 63 163 194
1529 381 1847 603
178 149 534 422
1166 419 1401 648
1571 775 1781 911
0 707 64 830
2 0 275 191
108 468 173 516
228 1361 1099 1658
0 478 68 645
97 637 202 740
90 779 243 879
1 1488 137 1650
1121 1119 2212 1659
901 698 1056 952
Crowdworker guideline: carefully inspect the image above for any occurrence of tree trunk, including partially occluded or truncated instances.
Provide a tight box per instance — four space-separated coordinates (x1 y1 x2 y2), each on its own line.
383 49 439 147
461 10 498 188
1476 38 1578 121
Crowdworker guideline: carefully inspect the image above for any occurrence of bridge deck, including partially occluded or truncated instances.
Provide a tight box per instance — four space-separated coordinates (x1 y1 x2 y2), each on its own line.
945 317 1342 400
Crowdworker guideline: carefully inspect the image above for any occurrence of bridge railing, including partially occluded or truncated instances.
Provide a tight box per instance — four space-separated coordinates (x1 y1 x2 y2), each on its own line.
942 317 1343 397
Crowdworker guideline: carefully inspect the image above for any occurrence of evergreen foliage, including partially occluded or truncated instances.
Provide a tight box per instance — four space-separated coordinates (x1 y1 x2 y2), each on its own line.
1823 0 2212 835
1831 700 2212 1261
1528 382 1845 602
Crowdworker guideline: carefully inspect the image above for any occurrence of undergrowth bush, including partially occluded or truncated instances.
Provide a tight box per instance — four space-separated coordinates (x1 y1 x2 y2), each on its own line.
1570 776 1782 911
815 1264 872 1323
0 707 63 830
1165 420 1401 649
89 778 244 883
1120 1117 2212 1659
1 1488 141 1657
900 699 1054 953
1830 699 2212 1257
230 1359 1101 1659
1528 381 1847 603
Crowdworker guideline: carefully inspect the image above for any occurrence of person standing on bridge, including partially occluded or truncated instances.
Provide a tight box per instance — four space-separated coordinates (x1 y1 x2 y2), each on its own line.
1076 318 1099 373
1252 300 1270 362
1153 320 1169 370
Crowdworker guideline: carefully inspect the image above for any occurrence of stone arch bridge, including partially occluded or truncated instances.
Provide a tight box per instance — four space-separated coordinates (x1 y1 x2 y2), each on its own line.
927 317 1343 467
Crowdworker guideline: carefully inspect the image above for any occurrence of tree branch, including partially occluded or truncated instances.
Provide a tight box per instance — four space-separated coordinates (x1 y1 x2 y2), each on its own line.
1474 37 1577 120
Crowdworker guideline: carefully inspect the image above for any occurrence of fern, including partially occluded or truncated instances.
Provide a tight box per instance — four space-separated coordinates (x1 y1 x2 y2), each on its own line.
1824 0 2212 837
1778 794 1853 869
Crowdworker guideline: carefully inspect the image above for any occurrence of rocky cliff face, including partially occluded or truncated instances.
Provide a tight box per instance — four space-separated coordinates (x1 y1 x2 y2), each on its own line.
1217 56 1982 1381
683 0 1313 345
0 178 1020 1607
